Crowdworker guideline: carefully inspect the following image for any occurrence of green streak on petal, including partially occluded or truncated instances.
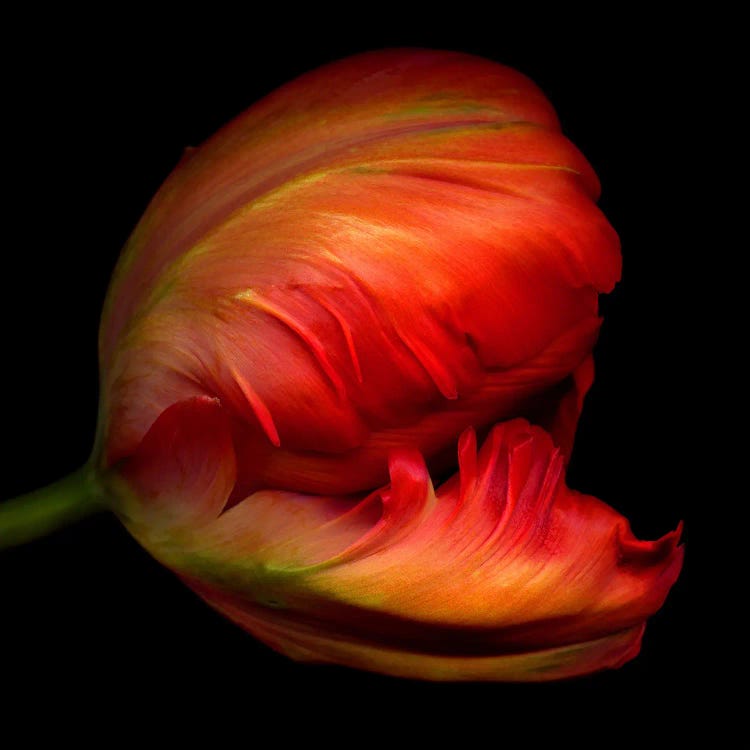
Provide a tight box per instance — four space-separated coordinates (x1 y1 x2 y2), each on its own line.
384 101 507 120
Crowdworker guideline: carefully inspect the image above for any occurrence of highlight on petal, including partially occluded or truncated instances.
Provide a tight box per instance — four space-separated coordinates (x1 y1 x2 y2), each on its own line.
141 418 682 682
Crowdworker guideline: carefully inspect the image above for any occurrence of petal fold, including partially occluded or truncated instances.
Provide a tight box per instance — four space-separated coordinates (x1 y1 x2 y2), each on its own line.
113 396 236 531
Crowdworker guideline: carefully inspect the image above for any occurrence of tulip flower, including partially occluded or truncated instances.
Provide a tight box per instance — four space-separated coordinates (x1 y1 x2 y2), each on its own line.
0 49 682 681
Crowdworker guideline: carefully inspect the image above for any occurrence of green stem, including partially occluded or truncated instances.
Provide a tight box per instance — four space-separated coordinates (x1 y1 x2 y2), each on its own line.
0 466 105 550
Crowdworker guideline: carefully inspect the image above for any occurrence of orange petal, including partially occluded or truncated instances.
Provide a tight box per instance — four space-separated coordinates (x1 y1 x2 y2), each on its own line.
151 419 681 682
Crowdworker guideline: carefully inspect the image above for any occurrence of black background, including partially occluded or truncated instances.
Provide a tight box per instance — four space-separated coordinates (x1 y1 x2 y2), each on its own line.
1 17 689 725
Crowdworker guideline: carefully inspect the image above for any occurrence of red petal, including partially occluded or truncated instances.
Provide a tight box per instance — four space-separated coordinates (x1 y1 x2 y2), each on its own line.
100 50 620 495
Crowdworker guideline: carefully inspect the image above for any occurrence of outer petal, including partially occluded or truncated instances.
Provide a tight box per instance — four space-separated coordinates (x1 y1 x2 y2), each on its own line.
126 415 682 682
98 49 621 492
100 49 597 358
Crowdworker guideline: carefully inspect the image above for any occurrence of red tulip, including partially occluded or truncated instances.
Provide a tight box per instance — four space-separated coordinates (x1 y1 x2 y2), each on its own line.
0 49 682 681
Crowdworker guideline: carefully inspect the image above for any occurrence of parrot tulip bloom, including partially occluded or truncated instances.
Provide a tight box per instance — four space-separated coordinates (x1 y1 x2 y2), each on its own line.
0 49 682 681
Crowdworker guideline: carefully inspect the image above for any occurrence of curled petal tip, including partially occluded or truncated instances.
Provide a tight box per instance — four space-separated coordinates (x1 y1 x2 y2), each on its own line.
385 448 432 509
616 520 685 567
